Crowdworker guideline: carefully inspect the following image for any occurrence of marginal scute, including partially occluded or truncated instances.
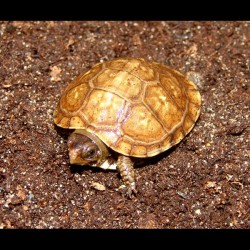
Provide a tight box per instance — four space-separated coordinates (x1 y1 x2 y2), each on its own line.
106 58 128 69
146 142 163 157
59 117 70 128
79 63 103 83
97 130 120 146
130 145 147 156
69 116 85 128
188 102 201 122
61 83 90 112
171 126 185 144
115 139 132 155
53 107 63 124
182 115 195 134
188 90 201 107
159 75 186 111
54 57 201 157
161 135 173 149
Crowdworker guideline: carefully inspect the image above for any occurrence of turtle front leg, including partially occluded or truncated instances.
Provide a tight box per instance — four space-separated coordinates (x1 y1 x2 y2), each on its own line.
117 155 137 197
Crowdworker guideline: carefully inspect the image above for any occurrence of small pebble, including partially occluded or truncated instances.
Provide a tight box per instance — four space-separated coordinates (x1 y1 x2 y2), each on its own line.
91 182 106 191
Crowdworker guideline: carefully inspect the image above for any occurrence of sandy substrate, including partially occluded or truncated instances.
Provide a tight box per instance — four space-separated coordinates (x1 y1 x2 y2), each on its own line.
0 21 249 228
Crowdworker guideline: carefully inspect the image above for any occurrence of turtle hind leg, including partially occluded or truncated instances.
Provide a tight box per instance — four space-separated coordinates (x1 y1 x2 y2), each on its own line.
117 155 137 198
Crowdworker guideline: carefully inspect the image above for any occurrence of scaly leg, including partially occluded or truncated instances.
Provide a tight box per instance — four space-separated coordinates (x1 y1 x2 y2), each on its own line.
117 155 137 197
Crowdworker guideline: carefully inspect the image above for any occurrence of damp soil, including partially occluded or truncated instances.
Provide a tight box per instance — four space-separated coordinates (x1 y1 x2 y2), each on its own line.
0 21 249 228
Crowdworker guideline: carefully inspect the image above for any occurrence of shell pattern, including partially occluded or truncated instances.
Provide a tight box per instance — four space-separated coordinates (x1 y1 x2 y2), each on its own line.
54 58 201 157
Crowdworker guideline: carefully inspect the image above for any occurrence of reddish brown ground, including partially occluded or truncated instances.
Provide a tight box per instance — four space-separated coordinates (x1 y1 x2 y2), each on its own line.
0 21 249 228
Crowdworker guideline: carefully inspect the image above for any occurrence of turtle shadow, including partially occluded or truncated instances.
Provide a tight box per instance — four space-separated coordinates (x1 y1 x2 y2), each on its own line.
69 145 177 175
54 125 72 140
54 124 179 173
133 146 176 169
70 164 101 174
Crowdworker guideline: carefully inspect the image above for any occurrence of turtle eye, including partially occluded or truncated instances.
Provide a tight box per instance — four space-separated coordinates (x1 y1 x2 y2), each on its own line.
87 148 96 157
83 145 98 159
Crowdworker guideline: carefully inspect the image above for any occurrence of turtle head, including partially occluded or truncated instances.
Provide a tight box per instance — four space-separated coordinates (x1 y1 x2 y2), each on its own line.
67 129 110 167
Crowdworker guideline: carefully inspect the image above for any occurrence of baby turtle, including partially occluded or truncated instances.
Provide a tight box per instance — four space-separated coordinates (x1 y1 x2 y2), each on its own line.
54 58 201 197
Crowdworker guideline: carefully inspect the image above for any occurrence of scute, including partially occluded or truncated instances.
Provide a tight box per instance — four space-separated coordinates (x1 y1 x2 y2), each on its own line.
61 83 89 112
121 105 166 143
144 85 183 132
82 90 125 127
54 57 201 157
93 69 142 100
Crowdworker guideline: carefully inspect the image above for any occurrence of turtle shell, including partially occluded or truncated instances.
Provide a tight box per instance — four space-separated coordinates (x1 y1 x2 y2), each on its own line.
54 58 201 157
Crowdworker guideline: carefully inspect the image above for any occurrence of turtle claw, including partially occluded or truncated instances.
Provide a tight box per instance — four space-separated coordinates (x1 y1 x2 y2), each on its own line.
118 184 137 199
127 186 137 199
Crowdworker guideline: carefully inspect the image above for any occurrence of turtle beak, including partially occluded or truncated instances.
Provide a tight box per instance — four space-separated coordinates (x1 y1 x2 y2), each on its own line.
67 134 90 166
68 149 89 166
